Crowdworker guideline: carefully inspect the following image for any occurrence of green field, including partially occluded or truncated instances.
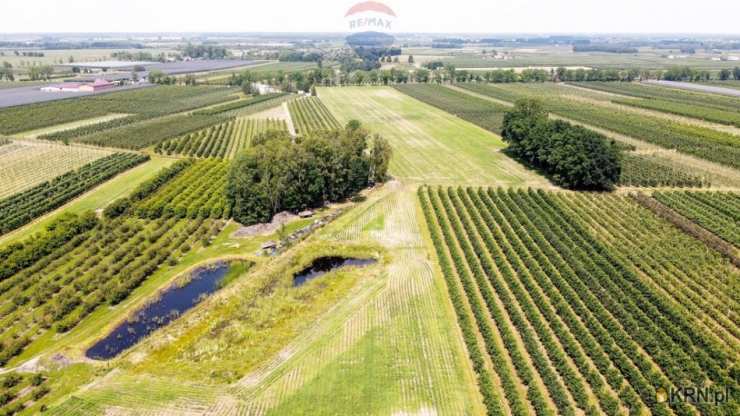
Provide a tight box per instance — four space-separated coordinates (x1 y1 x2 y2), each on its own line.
319 87 548 187
3 75 739 416
406 45 740 70
0 156 176 247
0 140 113 199
45 184 486 416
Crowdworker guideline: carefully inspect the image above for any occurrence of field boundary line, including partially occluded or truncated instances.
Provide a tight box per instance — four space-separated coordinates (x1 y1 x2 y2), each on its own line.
630 192 740 267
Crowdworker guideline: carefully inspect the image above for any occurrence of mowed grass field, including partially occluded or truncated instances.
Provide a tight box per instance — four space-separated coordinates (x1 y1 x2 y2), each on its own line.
47 183 485 416
319 87 549 188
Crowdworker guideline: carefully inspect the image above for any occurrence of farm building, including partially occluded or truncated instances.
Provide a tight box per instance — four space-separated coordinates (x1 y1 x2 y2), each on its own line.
79 79 115 92
40 79 114 93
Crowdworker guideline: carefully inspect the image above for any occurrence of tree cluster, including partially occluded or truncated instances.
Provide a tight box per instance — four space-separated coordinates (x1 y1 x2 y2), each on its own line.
0 62 13 81
278 51 322 62
181 43 229 59
227 122 392 225
573 45 638 53
501 99 621 190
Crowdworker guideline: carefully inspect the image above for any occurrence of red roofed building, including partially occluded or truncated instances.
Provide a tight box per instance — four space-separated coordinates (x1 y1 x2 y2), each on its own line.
78 79 114 92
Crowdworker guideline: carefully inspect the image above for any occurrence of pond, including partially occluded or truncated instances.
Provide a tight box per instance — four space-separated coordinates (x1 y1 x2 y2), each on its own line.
86 262 231 360
293 256 377 287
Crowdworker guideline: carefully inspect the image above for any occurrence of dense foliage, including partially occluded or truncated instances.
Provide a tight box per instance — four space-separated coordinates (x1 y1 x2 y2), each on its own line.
0 153 148 235
0 212 97 283
228 122 391 225
288 97 341 134
39 114 151 142
502 99 621 190
0 86 236 135
132 160 231 220
419 186 739 416
573 81 740 127
155 118 287 159
394 84 509 133
653 191 740 247
0 371 51 415
76 114 228 150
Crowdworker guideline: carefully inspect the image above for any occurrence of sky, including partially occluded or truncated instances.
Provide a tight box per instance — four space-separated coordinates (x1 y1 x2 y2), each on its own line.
4 0 740 34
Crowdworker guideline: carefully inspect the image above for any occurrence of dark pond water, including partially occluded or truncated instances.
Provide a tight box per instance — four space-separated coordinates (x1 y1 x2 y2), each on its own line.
86 262 230 360
293 256 377 287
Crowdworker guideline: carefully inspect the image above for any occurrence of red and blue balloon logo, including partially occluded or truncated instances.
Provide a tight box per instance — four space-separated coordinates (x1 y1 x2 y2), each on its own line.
345 1 397 33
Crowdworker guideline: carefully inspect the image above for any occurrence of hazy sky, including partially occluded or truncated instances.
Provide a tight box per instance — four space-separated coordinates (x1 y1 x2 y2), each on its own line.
5 0 740 34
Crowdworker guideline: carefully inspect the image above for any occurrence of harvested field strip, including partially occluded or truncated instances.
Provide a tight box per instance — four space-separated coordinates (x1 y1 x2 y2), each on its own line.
319 87 547 187
653 191 740 247
0 140 113 199
419 186 740 416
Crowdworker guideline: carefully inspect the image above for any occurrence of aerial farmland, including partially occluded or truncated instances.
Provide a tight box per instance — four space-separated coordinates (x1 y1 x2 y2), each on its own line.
0 2 738 415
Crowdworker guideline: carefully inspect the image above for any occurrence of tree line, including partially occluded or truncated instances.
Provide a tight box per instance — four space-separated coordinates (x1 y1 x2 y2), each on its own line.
227 121 392 225
501 99 621 190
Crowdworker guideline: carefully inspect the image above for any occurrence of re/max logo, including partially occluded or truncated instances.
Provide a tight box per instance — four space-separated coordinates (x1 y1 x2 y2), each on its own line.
657 386 732 405
348 18 392 30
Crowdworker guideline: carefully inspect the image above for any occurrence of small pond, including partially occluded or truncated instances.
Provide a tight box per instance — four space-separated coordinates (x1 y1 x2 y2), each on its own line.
293 256 377 287
86 262 231 360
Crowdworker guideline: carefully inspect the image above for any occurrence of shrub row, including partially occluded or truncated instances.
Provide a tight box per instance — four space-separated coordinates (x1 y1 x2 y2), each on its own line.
0 153 148 235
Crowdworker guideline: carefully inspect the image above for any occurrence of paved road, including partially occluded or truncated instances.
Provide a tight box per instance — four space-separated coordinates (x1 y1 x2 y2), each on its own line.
0 83 151 109
643 80 740 98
